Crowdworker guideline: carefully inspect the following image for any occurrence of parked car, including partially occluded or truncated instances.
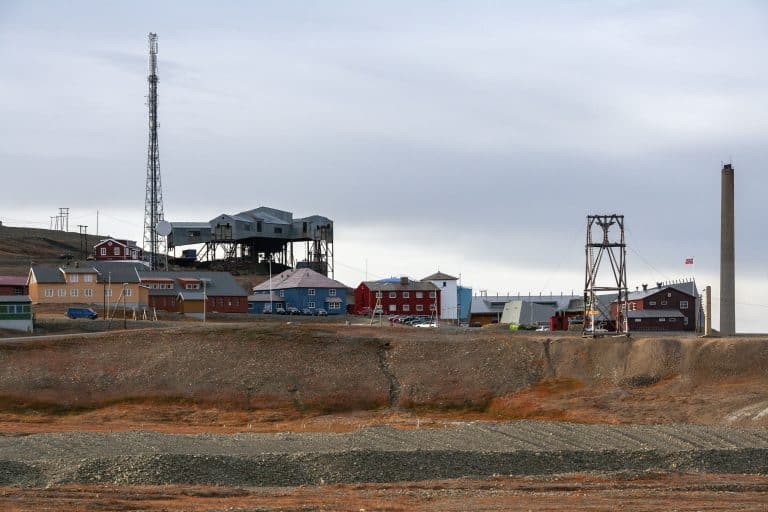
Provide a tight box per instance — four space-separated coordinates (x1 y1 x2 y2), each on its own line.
66 307 98 320
536 325 550 332
301 308 314 316
262 304 273 314
275 306 286 315
286 307 301 315
316 308 328 316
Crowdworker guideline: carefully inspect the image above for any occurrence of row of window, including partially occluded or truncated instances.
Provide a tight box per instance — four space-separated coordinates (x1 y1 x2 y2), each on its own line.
44 288 131 298
68 275 94 283
0 304 30 314
302 301 341 309
269 289 339 298
388 304 436 312
147 283 174 289
622 300 689 311
99 247 139 258
634 317 688 324
375 291 436 299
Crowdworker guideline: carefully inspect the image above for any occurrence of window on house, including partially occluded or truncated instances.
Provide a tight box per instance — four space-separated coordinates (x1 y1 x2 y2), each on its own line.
375 291 382 298
185 284 199 290
84 275 93 283
125 288 132 297
308 301 315 308
389 304 396 312
403 304 410 312
416 304 424 311
279 290 285 297
70 289 78 297
256 222 262 232
389 292 397 298
330 302 340 310
683 317 689 325
659 318 666 322
328 289 337 296
114 247 120 255
84 288 93 297
648 300 656 306
661 300 668 305
667 292 672 297
188 230 201 237
669 318 676 322
402 292 409 298
100 248 107 256
442 281 446 287
634 318 641 323
70 275 79 283
631 303 637 311
429 292 436 298
274 227 282 234
45 289 54 297
308 288 316 296
429 304 437 311
416 292 423 299
58 289 66 297
680 301 689 309
105 289 113 297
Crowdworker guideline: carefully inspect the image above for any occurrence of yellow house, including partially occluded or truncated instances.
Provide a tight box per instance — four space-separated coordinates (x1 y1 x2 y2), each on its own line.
28 261 148 309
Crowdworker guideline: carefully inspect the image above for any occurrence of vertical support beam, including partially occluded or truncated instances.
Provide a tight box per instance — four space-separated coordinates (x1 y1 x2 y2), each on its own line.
703 285 712 336
720 164 735 335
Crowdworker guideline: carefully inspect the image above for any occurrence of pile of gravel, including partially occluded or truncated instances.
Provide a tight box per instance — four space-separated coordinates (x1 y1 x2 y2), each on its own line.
1 421 766 486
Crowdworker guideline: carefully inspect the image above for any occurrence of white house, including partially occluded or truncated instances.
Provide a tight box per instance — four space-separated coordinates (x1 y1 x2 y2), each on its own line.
422 271 458 321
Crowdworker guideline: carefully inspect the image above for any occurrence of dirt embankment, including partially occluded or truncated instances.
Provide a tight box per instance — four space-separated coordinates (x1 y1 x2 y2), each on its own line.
0 324 766 430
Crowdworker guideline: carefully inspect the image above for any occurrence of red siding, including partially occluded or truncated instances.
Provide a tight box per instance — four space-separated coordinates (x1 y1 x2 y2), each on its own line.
354 282 440 317
611 287 695 332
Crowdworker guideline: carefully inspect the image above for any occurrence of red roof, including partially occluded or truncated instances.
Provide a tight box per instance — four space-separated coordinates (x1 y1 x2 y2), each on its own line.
0 276 27 287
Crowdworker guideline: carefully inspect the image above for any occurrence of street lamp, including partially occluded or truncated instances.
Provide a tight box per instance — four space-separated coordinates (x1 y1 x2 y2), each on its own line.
203 279 207 323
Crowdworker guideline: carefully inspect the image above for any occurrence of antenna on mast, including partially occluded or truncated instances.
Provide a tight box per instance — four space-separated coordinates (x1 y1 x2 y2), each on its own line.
142 32 166 270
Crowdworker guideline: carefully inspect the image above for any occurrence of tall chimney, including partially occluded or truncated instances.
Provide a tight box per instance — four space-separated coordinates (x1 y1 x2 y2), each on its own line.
720 163 735 335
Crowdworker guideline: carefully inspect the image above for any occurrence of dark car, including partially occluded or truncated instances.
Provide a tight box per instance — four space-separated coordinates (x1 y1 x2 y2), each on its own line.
66 307 98 319
316 308 328 316
301 308 314 316
286 307 301 315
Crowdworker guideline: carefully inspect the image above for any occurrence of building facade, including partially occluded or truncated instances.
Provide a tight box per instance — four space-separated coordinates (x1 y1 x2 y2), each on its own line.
27 261 148 309
139 271 248 314
0 295 33 332
93 238 143 261
252 268 348 314
610 284 695 331
421 272 458 321
0 276 28 296
354 277 440 316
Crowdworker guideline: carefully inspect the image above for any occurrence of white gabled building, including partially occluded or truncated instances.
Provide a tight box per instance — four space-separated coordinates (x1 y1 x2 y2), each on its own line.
422 271 459 321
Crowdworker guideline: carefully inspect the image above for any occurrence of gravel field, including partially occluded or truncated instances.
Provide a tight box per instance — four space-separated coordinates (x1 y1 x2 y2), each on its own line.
1 421 767 487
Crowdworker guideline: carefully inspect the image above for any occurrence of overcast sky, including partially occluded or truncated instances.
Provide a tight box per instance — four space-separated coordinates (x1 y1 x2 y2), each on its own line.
1 1 766 330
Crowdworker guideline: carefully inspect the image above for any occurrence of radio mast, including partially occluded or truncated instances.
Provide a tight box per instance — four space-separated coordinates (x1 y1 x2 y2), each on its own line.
142 32 165 270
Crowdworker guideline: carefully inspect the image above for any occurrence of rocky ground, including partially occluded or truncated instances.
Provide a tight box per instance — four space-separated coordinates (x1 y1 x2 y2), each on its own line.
0 322 766 508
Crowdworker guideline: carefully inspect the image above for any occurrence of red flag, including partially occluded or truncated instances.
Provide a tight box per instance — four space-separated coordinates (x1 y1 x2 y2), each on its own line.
685 257 694 265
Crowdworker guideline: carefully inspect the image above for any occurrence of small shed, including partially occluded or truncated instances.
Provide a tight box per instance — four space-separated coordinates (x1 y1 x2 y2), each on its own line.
177 291 206 318
0 295 33 332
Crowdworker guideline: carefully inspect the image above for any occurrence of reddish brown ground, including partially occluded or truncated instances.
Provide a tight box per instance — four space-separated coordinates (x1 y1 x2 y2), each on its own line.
1 473 766 511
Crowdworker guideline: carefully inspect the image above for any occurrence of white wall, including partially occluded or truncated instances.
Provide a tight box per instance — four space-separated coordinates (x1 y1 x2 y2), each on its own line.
429 278 458 320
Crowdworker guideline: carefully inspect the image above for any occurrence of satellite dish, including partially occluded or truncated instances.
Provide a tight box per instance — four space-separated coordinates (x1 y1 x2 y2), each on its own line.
156 220 172 237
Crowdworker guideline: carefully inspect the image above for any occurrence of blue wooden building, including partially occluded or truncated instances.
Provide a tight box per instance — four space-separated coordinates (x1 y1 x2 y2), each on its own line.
251 268 348 314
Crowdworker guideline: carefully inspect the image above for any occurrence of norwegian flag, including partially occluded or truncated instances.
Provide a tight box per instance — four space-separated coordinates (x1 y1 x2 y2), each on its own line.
685 257 694 265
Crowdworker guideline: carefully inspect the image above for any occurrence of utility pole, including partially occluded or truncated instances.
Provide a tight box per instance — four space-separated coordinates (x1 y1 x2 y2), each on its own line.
142 32 165 270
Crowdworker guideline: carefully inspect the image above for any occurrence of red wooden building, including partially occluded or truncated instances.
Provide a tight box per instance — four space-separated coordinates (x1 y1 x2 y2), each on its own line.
0 276 28 296
611 284 696 331
139 271 248 314
94 238 143 261
354 277 440 316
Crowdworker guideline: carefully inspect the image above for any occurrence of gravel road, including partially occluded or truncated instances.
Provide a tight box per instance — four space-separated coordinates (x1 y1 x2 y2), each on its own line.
1 421 767 486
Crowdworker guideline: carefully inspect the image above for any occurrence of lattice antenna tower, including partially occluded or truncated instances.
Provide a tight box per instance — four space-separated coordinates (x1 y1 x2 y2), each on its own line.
583 214 630 337
142 32 165 270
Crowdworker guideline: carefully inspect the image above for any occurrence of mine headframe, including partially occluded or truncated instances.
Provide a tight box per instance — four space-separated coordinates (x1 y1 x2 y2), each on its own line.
583 214 630 337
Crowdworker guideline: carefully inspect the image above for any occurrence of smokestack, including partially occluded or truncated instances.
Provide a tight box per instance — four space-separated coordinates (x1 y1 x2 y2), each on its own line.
400 276 409 286
720 163 735 335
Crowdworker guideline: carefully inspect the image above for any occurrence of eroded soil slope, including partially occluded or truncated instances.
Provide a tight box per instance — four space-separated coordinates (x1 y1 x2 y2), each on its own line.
0 323 766 431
